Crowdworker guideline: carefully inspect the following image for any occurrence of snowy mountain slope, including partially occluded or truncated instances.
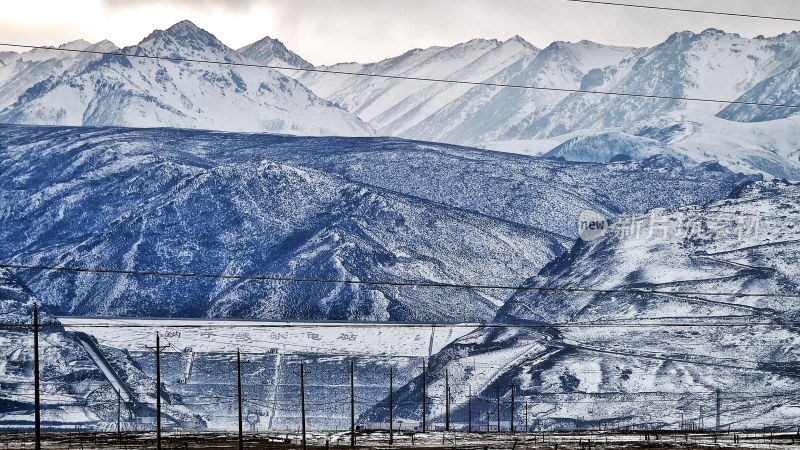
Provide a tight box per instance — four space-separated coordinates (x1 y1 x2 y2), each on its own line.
292 29 800 176
0 51 17 67
717 61 800 123
395 40 632 146
384 180 800 429
0 125 752 321
236 36 314 76
501 179 800 323
543 131 667 163
0 269 208 430
0 40 119 110
522 30 800 139
0 21 371 136
0 269 120 427
298 38 506 124
296 37 633 145
548 111 800 179
370 37 540 137
652 112 800 180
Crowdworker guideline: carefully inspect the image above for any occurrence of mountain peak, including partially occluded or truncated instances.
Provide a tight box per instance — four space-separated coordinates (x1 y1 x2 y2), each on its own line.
136 20 232 58
237 35 313 69
59 39 94 51
504 35 537 50
700 27 727 36
169 19 199 30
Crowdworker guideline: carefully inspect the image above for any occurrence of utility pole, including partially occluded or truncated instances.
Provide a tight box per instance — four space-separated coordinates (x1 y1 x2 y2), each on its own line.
299 362 308 450
715 389 721 432
496 385 501 433
350 360 356 448
116 388 121 436
445 369 450 432
237 349 243 450
33 305 41 450
156 333 162 450
388 366 394 445
420 359 427 433
467 386 473 433
509 384 516 433
525 399 529 433
699 405 703 430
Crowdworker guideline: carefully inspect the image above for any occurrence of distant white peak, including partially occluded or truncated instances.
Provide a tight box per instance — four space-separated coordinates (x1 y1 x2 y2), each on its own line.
136 20 232 57
700 28 729 36
502 35 538 51
59 39 94 51
88 40 119 53
237 36 313 69
463 37 500 45
315 62 363 72
450 38 500 50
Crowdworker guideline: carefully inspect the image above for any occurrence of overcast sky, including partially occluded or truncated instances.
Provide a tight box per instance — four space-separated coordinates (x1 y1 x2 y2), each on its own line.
1 0 799 65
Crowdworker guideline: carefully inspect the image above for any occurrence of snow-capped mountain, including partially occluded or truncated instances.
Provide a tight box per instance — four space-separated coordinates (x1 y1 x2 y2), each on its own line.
289 30 800 178
237 36 313 76
0 21 371 136
295 37 633 146
4 24 799 177
0 124 751 322
0 39 118 109
382 180 800 429
519 30 800 139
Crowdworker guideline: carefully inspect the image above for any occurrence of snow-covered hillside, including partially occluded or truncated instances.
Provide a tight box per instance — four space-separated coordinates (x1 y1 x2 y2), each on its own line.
540 111 800 179
383 180 800 429
0 21 371 136
0 125 750 322
0 269 143 430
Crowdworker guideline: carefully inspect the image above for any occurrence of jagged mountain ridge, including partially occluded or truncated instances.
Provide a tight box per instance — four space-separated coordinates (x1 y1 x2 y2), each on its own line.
524 29 800 139
0 21 371 136
289 29 800 177
295 37 634 146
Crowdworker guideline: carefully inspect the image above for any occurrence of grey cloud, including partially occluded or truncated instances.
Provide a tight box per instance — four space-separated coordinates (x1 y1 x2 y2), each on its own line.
101 0 259 11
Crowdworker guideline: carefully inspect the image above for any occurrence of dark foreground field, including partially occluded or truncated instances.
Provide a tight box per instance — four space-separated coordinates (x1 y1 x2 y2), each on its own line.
3 431 800 449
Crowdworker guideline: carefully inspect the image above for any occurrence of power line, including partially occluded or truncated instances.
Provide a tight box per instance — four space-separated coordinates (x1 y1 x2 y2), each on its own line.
3 262 797 298
564 0 800 23
2 320 795 330
0 42 797 110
